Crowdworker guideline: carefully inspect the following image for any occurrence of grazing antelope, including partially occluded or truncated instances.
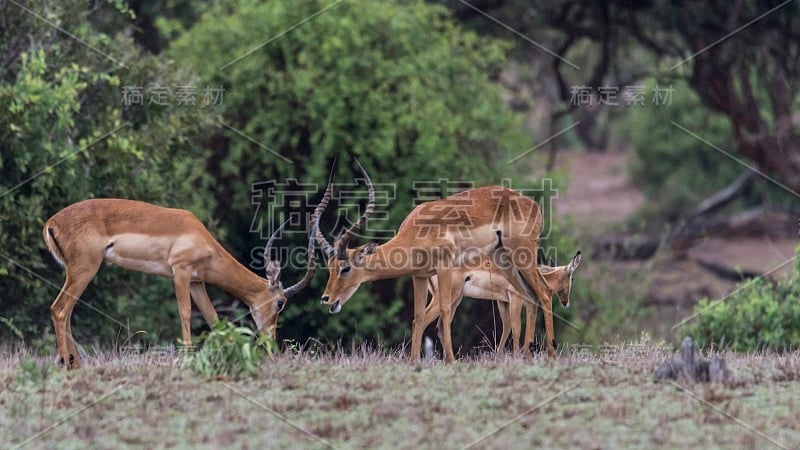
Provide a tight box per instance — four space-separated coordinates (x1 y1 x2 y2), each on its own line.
43 199 317 370
424 252 582 356
314 161 555 362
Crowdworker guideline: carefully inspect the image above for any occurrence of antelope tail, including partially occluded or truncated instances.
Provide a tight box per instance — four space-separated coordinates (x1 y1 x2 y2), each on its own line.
44 225 66 267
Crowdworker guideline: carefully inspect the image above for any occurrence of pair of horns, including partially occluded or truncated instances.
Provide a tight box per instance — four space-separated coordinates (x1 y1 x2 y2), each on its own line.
314 158 375 260
264 215 318 298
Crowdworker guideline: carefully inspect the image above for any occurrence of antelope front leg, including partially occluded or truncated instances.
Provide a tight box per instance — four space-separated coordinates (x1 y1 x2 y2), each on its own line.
423 278 441 331
436 268 456 363
522 297 537 357
496 300 512 354
508 292 523 355
189 282 219 326
410 275 429 362
437 287 465 352
172 268 194 348
541 296 557 357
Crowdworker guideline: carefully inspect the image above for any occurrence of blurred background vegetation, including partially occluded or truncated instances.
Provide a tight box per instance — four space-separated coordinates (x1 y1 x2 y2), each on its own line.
1 0 798 354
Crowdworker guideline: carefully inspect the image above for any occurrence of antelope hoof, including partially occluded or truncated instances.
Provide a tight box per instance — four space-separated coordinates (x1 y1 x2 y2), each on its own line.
59 354 80 370
329 300 341 314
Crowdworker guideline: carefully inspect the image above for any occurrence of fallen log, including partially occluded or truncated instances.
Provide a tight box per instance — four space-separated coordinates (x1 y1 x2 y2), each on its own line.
685 170 756 221
694 260 761 282
592 236 660 260
594 207 796 261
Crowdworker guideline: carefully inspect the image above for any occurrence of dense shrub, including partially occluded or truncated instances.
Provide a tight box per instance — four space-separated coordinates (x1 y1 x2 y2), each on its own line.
622 78 792 223
1 0 563 352
0 1 216 346
169 0 537 347
688 247 800 352
621 80 738 221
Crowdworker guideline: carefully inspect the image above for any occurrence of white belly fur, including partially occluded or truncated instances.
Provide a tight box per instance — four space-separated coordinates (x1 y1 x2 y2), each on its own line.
103 233 174 277
449 225 502 267
463 276 506 302
451 224 499 249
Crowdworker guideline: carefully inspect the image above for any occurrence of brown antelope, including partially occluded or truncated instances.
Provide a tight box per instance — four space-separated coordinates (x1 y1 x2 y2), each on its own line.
314 162 555 362
424 252 581 356
43 199 317 370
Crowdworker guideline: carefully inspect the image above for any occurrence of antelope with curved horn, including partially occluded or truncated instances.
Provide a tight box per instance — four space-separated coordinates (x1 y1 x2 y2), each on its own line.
43 199 317 370
315 161 555 362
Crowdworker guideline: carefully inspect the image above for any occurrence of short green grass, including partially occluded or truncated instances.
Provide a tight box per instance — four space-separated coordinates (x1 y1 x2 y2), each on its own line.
1 345 798 449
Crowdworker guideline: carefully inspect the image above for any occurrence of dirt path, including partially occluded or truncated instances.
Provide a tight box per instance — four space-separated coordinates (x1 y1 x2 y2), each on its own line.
553 151 644 226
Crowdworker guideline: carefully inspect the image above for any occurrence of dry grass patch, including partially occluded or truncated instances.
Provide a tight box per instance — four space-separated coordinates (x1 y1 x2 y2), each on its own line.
0 344 797 449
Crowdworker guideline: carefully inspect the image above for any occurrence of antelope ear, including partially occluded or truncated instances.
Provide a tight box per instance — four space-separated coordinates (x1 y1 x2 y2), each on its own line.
568 251 582 273
354 242 378 264
361 241 378 255
265 260 281 284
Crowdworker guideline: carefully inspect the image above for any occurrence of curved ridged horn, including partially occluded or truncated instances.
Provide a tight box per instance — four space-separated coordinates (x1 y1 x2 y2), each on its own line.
265 218 290 262
336 158 374 259
283 221 318 298
314 167 336 258
264 218 290 282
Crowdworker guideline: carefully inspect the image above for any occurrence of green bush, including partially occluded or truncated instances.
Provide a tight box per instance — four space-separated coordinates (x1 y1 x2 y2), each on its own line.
621 79 738 221
0 0 568 353
0 1 216 346
688 247 800 352
622 78 792 223
184 320 277 379
169 0 533 347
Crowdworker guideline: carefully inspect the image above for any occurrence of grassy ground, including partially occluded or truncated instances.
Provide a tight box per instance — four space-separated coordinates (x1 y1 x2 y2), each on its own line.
1 345 798 449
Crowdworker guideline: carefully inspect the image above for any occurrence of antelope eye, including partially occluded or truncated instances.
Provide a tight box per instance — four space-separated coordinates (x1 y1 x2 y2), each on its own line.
340 265 351 275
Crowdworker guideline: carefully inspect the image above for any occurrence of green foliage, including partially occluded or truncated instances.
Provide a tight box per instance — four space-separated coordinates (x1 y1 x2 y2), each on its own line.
688 247 800 352
168 0 527 231
622 79 737 220
623 78 792 223
0 1 216 344
0 0 559 353
184 320 277 378
169 0 532 346
0 317 24 340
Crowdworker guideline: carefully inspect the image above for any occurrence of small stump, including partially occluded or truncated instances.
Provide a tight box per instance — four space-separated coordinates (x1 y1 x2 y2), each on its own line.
654 337 731 383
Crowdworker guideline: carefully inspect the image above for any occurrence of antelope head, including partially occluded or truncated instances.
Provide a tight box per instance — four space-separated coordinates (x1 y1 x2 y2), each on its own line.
541 251 581 308
251 216 318 336
314 160 376 314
